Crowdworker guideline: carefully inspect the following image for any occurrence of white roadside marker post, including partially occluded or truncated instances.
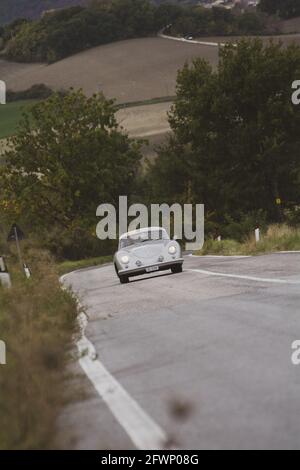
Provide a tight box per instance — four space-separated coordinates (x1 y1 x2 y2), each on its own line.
23 263 31 279
0 80 6 105
0 256 12 288
255 227 260 243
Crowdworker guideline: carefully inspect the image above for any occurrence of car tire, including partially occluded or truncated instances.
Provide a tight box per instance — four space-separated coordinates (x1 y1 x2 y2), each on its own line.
171 264 183 274
120 275 129 284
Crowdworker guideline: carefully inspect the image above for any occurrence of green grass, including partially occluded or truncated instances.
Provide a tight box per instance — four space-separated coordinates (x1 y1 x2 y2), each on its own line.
197 225 300 256
57 255 113 276
0 100 38 139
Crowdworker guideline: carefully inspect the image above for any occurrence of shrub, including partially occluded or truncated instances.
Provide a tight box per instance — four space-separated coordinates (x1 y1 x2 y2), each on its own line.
6 84 53 102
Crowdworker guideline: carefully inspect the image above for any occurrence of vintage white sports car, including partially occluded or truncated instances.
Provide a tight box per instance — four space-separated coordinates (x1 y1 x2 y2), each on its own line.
114 227 183 284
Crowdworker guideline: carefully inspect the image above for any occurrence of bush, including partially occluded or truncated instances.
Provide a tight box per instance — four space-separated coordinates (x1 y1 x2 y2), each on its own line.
41 225 117 261
197 224 300 256
284 205 300 226
7 84 53 102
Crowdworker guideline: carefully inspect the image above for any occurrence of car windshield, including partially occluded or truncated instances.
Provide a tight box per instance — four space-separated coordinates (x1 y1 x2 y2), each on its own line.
119 229 169 249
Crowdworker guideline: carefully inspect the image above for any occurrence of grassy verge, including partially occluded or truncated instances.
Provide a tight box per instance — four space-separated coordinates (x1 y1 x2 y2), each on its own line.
0 249 78 449
0 99 38 139
197 225 300 256
57 254 113 276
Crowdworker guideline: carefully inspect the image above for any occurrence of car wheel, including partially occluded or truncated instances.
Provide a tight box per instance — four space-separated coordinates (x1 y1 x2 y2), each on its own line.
120 275 129 284
171 264 183 274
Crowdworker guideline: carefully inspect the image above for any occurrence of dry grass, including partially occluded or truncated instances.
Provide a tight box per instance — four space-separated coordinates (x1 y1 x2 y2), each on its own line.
116 101 171 137
197 225 300 256
0 249 78 449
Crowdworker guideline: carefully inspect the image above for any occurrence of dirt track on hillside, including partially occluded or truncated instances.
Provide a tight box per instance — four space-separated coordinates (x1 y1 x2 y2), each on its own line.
116 102 171 137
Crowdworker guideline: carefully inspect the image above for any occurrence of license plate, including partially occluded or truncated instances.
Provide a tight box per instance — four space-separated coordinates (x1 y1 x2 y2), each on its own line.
146 266 159 273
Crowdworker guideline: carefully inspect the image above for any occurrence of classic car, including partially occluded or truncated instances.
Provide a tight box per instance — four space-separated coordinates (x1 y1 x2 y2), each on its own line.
114 227 183 284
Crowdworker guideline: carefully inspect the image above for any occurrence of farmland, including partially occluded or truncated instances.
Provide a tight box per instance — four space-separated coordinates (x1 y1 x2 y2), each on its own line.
1 33 300 146
0 36 218 146
0 100 37 139
0 37 219 101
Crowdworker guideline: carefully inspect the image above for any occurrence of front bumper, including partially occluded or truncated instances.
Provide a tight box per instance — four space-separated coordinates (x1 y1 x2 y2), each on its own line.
118 258 184 278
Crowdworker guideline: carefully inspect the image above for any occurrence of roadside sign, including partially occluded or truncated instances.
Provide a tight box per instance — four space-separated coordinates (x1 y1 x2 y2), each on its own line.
7 224 25 270
7 224 25 242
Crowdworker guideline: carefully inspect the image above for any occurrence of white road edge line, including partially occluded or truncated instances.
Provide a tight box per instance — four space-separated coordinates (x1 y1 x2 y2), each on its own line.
60 274 168 450
276 251 300 254
187 268 300 285
187 254 250 258
158 33 231 47
188 251 300 258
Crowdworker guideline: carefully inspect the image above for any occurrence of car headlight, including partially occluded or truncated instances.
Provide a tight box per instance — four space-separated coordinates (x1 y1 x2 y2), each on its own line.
168 245 177 255
121 255 129 264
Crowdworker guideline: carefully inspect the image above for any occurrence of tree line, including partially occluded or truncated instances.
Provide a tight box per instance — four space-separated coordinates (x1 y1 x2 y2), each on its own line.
0 0 266 63
1 39 300 259
259 0 300 19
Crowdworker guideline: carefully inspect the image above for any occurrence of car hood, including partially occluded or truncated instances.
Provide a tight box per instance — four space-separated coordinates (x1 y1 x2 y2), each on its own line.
122 240 169 259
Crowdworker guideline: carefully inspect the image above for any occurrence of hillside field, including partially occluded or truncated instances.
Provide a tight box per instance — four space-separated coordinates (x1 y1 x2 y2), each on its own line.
0 37 216 147
1 33 300 148
0 37 219 102
0 100 37 139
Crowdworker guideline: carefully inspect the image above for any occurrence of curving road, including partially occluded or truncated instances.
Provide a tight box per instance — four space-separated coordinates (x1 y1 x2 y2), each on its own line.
60 253 300 450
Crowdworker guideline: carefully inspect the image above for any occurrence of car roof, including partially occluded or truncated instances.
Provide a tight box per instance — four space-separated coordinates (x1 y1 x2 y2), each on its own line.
119 227 167 240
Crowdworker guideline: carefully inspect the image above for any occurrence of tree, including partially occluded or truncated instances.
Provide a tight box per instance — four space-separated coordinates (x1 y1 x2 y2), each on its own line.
149 39 300 224
259 0 300 19
1 90 142 232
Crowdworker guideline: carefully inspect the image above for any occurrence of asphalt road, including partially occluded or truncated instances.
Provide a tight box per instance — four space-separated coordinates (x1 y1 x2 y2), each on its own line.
60 253 300 450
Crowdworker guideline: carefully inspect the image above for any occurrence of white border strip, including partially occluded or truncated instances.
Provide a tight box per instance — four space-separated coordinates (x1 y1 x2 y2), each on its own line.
187 268 300 285
61 275 167 450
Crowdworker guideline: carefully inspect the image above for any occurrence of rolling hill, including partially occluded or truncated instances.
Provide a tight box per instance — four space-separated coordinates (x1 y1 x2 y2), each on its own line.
0 37 219 101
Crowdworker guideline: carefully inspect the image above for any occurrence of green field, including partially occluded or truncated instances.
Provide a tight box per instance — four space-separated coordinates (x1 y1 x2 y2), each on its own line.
0 100 38 139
